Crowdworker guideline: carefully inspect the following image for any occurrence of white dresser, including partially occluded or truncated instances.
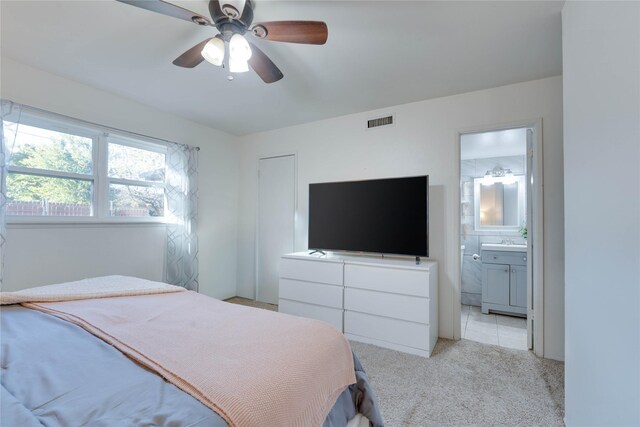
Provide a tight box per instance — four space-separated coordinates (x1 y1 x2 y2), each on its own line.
278 252 438 357
279 255 344 331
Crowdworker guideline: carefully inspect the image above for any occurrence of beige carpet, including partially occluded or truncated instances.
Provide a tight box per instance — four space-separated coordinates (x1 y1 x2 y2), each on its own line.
351 339 564 426
225 297 565 426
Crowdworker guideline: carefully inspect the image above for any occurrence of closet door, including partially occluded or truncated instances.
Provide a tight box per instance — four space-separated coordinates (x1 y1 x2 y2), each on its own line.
257 155 295 304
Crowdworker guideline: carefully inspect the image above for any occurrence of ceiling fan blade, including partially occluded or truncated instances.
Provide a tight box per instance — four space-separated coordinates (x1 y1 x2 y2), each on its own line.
173 38 214 68
247 42 283 83
251 21 328 45
117 0 212 26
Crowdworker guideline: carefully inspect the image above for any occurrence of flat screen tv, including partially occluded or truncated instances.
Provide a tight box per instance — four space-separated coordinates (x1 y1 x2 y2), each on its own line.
308 175 428 257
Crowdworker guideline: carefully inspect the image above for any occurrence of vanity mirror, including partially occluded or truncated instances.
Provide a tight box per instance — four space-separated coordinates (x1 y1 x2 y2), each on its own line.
473 176 525 231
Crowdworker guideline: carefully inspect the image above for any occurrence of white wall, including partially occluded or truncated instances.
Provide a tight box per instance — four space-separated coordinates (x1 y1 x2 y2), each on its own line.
563 2 640 425
0 57 240 300
236 76 565 360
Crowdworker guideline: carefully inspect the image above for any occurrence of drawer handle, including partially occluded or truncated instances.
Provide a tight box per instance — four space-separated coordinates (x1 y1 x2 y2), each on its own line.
493 256 498 260
523 257 527 261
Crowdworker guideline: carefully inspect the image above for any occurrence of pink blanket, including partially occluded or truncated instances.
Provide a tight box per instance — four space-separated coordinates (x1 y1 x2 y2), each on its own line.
25 291 356 427
0 275 185 305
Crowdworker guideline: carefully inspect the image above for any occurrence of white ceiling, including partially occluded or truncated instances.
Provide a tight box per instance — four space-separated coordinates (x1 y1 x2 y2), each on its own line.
0 1 563 135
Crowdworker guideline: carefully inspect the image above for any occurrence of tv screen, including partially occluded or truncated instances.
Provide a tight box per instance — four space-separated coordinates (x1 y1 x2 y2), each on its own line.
308 176 428 257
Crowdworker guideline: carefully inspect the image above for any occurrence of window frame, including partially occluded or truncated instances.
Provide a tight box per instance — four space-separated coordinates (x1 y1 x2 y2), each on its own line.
5 113 169 224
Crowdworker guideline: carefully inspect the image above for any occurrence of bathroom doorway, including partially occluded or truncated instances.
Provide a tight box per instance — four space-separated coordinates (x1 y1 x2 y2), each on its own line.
457 123 544 355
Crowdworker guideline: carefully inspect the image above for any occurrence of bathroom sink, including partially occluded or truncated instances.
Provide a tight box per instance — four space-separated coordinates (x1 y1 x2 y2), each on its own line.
481 243 527 252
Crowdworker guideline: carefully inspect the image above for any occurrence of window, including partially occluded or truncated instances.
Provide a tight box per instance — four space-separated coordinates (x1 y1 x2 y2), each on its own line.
4 114 168 221
107 139 166 218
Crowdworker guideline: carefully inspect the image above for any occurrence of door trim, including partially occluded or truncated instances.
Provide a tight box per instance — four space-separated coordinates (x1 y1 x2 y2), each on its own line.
454 119 544 357
255 153 297 302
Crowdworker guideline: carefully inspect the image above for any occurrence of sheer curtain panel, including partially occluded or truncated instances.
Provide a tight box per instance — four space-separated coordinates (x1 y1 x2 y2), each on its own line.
164 142 199 291
0 101 22 290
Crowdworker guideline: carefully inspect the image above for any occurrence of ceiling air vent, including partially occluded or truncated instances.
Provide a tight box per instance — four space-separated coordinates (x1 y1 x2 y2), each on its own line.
367 115 394 130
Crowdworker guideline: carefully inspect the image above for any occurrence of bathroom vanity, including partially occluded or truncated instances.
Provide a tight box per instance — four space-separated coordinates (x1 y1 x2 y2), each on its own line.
481 243 527 316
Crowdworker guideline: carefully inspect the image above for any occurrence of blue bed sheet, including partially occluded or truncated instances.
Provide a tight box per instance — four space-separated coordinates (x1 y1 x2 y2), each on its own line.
0 305 383 427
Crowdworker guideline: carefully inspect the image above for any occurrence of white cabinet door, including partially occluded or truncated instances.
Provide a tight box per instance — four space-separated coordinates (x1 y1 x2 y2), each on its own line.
257 155 295 304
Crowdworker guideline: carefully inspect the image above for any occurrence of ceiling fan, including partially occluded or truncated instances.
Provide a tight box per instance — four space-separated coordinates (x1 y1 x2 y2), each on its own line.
116 0 328 83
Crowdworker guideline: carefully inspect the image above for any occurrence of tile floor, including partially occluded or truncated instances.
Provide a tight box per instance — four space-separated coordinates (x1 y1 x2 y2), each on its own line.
461 304 528 350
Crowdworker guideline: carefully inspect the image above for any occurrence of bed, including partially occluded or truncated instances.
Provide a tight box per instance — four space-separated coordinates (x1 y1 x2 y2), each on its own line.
0 276 384 427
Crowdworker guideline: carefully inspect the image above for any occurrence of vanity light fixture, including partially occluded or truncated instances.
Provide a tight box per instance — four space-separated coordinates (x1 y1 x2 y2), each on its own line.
482 171 494 186
502 170 516 185
481 166 516 185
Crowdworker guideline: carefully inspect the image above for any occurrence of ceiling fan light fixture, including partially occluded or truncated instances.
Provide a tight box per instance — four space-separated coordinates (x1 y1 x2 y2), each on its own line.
201 37 225 66
229 33 252 61
229 57 250 73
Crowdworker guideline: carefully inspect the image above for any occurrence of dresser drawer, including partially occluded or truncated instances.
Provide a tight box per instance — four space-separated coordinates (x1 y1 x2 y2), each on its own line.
344 311 428 350
279 278 343 309
344 288 429 324
280 258 343 285
278 299 343 331
481 250 527 266
344 264 429 297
